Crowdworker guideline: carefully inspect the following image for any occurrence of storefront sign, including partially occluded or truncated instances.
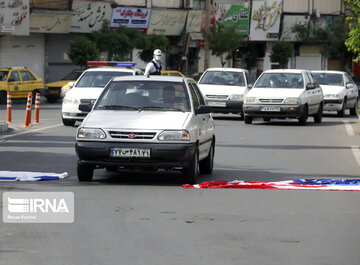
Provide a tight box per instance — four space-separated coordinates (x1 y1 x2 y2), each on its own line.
281 15 309 41
216 4 250 35
147 10 187 36
249 0 282 41
186 10 215 33
30 12 72 33
0 0 30 36
70 0 112 33
111 7 151 34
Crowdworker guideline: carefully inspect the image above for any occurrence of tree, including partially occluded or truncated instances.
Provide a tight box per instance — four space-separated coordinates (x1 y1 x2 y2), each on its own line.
91 20 143 61
345 0 360 61
137 34 170 63
202 22 244 67
67 37 99 68
270 41 294 68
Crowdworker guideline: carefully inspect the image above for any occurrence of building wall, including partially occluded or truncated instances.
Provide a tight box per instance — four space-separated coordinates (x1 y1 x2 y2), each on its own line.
313 0 342 15
283 0 309 14
114 0 147 7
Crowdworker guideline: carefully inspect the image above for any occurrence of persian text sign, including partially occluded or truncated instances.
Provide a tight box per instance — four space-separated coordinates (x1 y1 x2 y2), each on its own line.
186 10 215 33
216 4 250 35
3 192 74 223
249 0 282 41
111 7 151 30
30 12 72 33
147 10 187 36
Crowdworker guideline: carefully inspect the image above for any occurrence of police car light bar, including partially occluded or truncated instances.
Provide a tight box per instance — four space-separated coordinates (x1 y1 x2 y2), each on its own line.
87 61 136 67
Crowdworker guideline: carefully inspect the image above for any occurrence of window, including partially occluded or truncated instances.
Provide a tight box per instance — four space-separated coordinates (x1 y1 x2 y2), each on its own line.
20 71 31 81
9 71 20 82
189 83 206 106
188 84 200 109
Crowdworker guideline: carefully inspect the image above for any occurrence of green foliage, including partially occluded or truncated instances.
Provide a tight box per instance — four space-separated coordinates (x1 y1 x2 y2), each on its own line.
202 22 244 67
270 41 294 68
137 34 170 63
345 0 360 61
67 37 98 68
91 20 143 61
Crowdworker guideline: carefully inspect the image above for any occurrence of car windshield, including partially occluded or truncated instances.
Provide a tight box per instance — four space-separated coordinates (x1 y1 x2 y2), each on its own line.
95 81 191 112
0 71 9 81
312 73 344 86
61 71 83 81
199 71 245 86
254 73 304 88
76 71 132 88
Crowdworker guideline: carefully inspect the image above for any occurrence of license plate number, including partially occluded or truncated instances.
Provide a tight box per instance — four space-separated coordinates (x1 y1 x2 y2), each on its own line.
208 101 226 107
260 106 281 112
110 148 151 158
49 90 59 94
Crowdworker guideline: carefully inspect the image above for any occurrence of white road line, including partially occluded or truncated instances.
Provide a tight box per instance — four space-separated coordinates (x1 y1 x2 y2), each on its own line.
343 120 355 136
0 123 63 140
351 146 360 166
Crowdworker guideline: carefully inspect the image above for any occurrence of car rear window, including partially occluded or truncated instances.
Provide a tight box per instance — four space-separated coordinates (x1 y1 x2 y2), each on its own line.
254 73 304 88
199 71 245 86
76 71 133 88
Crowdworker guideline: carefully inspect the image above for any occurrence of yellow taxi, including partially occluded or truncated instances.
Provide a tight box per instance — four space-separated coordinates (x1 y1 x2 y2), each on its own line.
45 69 84 102
161 70 186 77
0 66 45 104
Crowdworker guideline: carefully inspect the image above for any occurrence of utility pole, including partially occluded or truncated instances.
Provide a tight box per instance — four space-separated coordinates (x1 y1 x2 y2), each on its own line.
204 0 211 70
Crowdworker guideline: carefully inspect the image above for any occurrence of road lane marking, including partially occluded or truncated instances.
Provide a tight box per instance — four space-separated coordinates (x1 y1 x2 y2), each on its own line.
0 123 63 140
351 146 360 166
343 120 355 136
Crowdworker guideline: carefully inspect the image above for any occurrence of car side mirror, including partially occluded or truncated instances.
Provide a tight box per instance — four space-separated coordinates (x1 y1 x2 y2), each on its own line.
247 84 253 89
195 105 212 115
306 84 315 90
346 83 354 89
67 82 74 88
79 103 92 113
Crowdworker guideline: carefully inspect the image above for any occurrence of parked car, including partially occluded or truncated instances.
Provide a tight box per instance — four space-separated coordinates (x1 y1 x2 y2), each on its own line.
197 68 252 119
243 69 324 125
161 70 185 77
311 70 358 116
61 62 144 126
75 75 215 184
44 69 84 102
0 66 45 104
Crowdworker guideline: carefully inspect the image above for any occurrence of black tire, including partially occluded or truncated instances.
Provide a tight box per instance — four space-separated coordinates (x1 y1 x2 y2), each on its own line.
244 116 253 124
0 91 7 105
314 103 323 123
183 149 199 184
199 141 214 174
350 99 358 116
298 105 308 125
239 113 244 121
263 117 271 122
337 99 346 117
62 117 76 126
77 161 94 181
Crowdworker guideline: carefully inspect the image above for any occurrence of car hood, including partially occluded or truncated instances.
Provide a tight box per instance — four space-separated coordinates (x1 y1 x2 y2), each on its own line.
319 85 343 95
65 86 104 99
198 84 247 95
45 80 72 87
83 110 190 130
246 88 304 98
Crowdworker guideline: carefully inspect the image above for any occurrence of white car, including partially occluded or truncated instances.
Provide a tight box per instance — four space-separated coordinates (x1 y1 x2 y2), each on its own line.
75 76 215 184
61 62 143 126
243 69 324 125
312 70 359 116
197 68 252 119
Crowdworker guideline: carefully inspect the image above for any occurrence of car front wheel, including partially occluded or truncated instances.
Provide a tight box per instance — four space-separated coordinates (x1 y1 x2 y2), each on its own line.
314 103 323 123
244 116 253 124
183 149 199 184
337 99 346 117
350 99 358 116
298 105 308 125
77 161 94 181
62 117 76 126
199 141 214 174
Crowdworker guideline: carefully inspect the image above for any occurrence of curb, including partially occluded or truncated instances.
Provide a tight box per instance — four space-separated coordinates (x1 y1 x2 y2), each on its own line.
0 122 9 133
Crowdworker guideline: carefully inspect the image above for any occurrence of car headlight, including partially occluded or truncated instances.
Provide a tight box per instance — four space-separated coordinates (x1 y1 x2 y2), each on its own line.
77 128 106 139
158 130 190 141
324 94 340 98
284 98 300 104
229 94 244 101
244 97 257 104
63 97 79 104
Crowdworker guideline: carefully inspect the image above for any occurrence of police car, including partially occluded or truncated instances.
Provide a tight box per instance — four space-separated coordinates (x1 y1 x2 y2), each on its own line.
75 75 215 184
61 62 143 126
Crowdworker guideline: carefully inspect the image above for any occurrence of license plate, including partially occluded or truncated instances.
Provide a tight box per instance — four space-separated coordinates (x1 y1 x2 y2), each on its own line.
260 106 281 112
110 148 151 158
49 90 59 94
208 101 226 107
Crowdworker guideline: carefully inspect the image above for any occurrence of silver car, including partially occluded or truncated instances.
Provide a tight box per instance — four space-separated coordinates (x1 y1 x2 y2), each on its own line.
75 76 215 184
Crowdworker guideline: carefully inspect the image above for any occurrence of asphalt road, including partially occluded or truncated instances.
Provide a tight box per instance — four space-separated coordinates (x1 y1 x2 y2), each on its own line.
0 101 359 265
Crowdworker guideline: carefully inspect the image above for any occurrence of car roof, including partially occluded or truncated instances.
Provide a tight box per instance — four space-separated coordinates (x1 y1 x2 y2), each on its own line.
311 70 345 74
205 68 245 72
84 67 141 73
112 75 188 82
262 69 305 74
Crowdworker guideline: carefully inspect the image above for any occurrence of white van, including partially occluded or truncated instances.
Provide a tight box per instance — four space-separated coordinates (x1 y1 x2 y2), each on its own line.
243 69 324 125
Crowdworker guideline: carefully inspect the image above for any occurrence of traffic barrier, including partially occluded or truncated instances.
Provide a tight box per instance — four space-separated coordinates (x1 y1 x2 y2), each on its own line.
22 93 32 128
33 93 40 124
7 92 11 123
